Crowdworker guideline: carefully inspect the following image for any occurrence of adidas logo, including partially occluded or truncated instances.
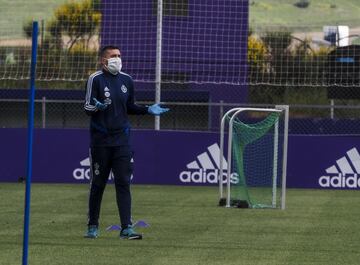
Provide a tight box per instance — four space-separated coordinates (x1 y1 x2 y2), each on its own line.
73 158 91 180
319 147 360 188
104 86 109 92
73 157 134 181
179 143 239 184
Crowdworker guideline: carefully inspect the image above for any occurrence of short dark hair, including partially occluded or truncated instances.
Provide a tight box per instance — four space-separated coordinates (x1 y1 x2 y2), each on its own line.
99 45 120 57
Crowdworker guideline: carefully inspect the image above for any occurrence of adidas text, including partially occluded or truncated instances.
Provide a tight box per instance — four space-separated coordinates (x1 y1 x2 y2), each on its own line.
72 167 115 180
319 174 360 188
73 168 91 180
179 169 239 184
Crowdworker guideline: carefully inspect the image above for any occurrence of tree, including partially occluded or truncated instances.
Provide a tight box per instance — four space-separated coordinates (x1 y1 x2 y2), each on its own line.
22 19 33 39
260 30 292 83
47 0 101 51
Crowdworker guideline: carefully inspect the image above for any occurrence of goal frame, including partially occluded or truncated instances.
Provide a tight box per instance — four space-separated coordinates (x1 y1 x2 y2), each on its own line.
218 105 289 209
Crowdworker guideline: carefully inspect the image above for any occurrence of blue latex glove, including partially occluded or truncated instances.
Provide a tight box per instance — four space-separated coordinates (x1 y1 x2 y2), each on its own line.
148 103 170 115
93 97 108 111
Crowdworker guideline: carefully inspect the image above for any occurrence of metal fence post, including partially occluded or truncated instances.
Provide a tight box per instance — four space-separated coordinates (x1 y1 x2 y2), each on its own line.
219 100 224 126
42 96 46 128
330 99 335 119
155 0 163 130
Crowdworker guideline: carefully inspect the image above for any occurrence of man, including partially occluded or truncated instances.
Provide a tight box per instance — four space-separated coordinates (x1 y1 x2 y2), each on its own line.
84 45 169 239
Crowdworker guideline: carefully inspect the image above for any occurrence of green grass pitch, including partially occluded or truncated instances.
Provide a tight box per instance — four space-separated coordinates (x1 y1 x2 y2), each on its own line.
1 183 359 265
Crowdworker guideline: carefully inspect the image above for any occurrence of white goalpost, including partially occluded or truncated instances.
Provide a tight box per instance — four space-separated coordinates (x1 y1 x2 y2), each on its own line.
219 105 289 210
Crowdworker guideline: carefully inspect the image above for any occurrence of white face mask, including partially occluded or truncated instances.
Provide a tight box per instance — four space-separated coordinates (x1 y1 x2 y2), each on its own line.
105 57 122 75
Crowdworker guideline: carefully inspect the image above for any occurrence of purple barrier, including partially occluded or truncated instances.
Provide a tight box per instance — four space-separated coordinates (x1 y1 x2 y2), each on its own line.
100 1 249 105
286 135 360 189
1 129 359 189
101 0 249 84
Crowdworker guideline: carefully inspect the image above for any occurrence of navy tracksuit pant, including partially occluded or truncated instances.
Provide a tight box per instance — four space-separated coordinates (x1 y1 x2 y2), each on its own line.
87 145 133 228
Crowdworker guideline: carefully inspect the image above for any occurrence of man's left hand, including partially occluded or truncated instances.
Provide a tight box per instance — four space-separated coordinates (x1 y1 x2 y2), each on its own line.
148 103 170 115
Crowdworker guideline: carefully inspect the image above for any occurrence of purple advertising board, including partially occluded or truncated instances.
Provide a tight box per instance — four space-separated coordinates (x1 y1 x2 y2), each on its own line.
0 128 359 190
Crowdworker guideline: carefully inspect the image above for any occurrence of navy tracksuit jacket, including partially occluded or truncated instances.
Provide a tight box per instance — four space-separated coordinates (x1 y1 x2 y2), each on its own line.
84 69 148 228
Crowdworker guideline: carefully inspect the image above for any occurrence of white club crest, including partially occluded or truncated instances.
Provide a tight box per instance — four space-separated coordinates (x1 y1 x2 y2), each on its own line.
121 85 127 93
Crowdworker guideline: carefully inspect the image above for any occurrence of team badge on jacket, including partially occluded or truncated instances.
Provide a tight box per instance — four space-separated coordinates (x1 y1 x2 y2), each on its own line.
121 85 127 93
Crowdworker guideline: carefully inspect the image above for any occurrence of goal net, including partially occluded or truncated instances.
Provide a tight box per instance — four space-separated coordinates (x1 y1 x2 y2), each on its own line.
219 106 289 209
1 1 359 88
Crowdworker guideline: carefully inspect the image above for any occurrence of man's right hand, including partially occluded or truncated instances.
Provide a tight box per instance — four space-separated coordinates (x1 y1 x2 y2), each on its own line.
93 98 108 111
